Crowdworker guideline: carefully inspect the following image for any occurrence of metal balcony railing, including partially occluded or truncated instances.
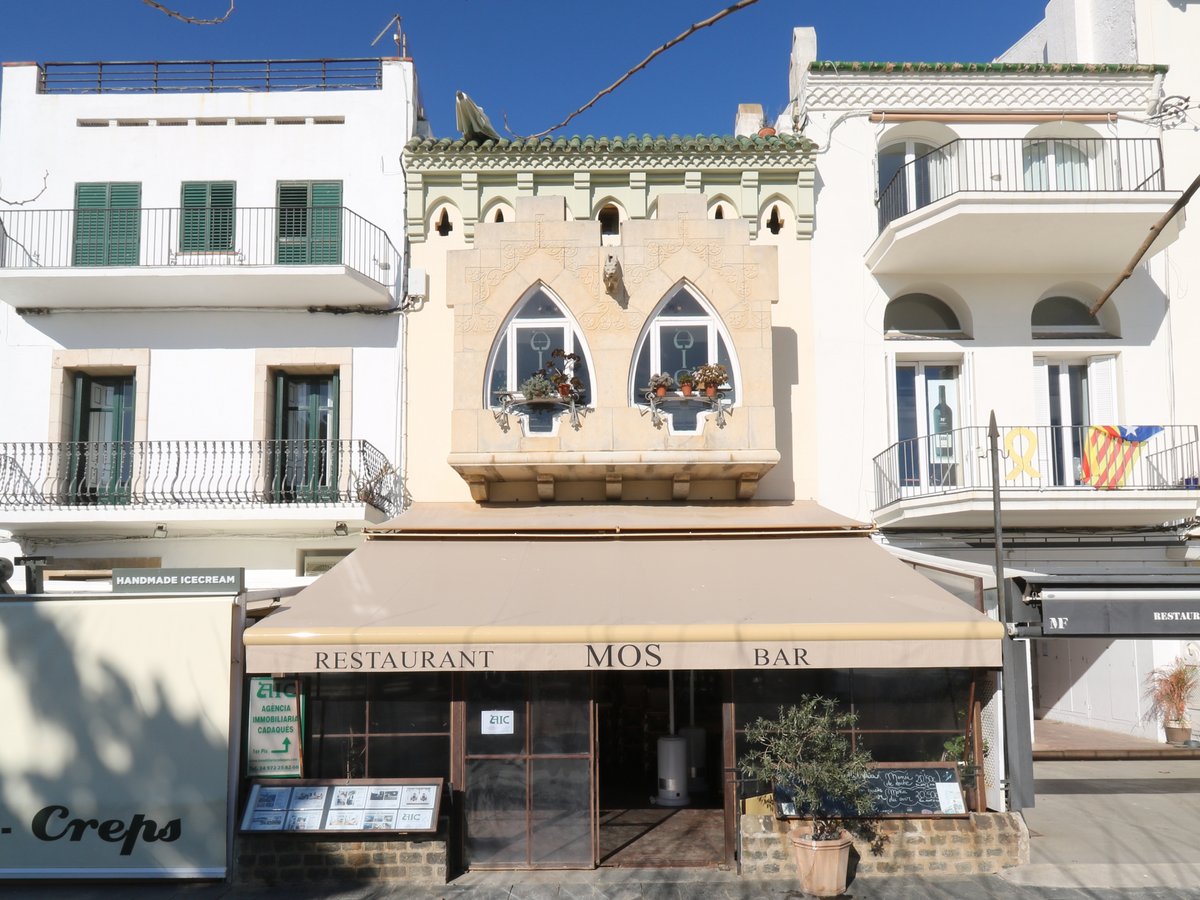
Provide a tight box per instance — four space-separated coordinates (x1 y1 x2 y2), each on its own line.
877 138 1165 229
38 59 384 94
873 424 1200 510
0 206 400 289
0 439 401 517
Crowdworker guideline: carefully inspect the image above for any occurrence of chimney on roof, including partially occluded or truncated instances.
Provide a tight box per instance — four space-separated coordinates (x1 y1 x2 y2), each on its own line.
734 103 765 138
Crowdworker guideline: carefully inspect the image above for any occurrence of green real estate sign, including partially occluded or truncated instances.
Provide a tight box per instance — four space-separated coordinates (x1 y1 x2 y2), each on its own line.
246 677 303 778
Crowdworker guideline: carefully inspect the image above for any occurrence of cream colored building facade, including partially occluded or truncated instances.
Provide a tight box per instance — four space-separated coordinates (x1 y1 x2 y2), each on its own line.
401 135 815 504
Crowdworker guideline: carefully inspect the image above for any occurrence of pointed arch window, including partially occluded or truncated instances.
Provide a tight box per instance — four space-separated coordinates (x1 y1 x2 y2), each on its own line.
486 287 592 433
631 286 738 433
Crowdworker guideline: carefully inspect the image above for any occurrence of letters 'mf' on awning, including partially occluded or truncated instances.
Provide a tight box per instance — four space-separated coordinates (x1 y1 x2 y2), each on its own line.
244 527 1002 674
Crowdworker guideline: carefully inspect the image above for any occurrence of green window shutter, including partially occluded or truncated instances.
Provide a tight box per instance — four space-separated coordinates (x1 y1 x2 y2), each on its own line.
309 181 342 264
106 183 140 266
181 181 236 252
180 182 210 252
276 183 311 264
276 182 342 265
72 183 110 267
209 181 236 252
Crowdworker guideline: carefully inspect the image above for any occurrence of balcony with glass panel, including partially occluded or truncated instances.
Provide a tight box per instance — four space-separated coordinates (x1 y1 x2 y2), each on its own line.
872 423 1200 529
866 138 1181 275
0 205 400 309
0 438 400 536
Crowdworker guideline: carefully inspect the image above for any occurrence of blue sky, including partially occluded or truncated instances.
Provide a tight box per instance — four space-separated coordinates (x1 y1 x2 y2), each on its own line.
1 1 1051 137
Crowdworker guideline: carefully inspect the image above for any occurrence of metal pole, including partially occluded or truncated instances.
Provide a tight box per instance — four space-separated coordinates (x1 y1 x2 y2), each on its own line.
990 411 1035 811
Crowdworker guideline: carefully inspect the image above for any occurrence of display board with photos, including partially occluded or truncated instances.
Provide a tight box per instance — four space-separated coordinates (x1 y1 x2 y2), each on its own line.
240 778 443 833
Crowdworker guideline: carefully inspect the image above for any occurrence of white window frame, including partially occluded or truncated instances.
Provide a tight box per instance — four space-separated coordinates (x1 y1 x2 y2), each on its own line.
484 285 594 437
629 286 740 435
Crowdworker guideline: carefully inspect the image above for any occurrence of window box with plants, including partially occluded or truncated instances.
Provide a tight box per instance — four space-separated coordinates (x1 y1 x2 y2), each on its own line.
493 349 589 433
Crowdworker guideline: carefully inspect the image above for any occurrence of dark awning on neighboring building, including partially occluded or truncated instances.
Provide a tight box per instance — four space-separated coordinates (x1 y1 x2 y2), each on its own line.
1025 572 1200 637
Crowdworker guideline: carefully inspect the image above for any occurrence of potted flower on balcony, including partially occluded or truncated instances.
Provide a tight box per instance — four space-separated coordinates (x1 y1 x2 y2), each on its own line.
1144 657 1198 745
518 372 556 401
538 349 584 399
740 696 879 898
692 363 728 397
676 371 695 397
649 372 676 397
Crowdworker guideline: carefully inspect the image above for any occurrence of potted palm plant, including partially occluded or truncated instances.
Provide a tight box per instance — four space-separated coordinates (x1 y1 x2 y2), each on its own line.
1145 657 1198 745
740 696 878 897
676 371 695 397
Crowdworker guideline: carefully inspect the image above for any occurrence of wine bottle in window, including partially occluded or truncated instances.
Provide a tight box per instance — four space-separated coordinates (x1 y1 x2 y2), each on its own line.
933 385 953 460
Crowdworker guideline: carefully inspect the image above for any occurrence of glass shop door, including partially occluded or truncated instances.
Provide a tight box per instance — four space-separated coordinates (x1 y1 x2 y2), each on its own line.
464 672 595 869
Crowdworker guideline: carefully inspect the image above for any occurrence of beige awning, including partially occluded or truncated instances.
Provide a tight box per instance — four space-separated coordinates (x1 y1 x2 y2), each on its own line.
246 505 1001 672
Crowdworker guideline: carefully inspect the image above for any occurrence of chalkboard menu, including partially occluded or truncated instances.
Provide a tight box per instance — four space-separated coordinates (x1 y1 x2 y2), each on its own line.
774 763 966 818
240 778 443 833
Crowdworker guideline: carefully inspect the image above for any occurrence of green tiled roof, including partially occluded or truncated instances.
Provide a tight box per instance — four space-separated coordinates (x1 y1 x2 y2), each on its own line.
405 133 815 154
809 60 1167 75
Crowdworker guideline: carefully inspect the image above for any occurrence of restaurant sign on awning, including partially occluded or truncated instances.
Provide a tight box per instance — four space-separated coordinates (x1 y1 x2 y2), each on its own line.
1040 594 1200 636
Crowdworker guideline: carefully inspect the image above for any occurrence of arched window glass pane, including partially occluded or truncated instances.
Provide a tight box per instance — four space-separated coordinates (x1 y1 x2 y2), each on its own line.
486 289 592 416
514 290 562 319
659 291 706 317
884 294 961 335
630 287 737 434
1032 297 1100 329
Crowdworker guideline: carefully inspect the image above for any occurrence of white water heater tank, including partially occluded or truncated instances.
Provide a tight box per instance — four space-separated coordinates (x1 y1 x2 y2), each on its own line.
655 735 690 807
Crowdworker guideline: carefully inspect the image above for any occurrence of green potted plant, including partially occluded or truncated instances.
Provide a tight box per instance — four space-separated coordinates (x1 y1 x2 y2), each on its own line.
1144 657 1198 745
518 372 555 400
676 370 695 397
740 696 878 897
692 362 728 397
649 372 676 397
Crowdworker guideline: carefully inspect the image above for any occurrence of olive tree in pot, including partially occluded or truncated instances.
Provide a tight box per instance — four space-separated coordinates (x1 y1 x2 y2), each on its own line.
740 696 879 897
1144 657 1198 745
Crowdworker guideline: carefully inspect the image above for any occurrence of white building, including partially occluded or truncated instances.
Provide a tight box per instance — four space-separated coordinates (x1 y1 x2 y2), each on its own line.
0 56 425 591
765 0 1200 743
0 54 425 880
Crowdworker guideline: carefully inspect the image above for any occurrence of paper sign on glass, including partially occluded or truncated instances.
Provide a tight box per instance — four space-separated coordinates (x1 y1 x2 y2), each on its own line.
481 709 514 734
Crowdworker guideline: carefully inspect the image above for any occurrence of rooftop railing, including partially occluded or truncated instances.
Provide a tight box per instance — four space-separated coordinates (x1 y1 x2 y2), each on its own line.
38 59 384 94
0 206 400 288
873 424 1200 509
877 138 1165 229
0 439 401 517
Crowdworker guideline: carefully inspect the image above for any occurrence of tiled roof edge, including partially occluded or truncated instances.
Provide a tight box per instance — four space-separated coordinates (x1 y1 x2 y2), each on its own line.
405 133 815 153
808 60 1167 75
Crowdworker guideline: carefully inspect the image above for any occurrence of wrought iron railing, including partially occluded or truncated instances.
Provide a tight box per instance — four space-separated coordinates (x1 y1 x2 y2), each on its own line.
39 59 384 94
873 424 1200 509
0 439 401 516
878 138 1165 229
0 205 400 288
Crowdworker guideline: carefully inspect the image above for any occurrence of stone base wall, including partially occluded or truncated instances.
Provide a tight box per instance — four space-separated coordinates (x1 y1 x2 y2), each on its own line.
236 828 448 885
740 813 1029 878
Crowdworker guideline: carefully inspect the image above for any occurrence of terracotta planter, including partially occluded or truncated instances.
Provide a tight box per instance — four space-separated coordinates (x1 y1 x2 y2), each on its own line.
705 383 718 397
655 385 667 397
788 829 853 897
680 383 693 397
558 383 571 398
1165 721 1192 745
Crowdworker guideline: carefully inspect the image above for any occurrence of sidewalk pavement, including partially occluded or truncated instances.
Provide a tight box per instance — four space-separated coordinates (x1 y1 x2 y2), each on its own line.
3 871 1200 900
5 758 1200 899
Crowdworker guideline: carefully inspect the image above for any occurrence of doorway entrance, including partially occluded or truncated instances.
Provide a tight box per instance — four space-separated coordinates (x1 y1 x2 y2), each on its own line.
595 670 725 868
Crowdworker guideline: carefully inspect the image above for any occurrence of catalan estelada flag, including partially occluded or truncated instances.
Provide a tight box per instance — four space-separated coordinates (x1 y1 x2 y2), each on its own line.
1081 425 1163 489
